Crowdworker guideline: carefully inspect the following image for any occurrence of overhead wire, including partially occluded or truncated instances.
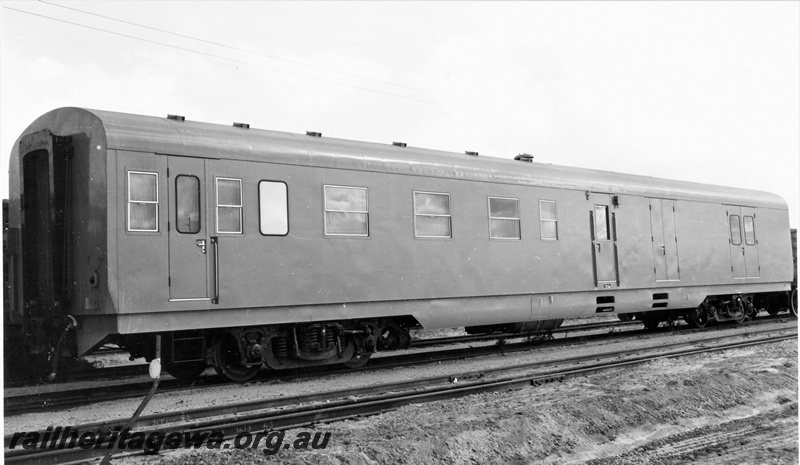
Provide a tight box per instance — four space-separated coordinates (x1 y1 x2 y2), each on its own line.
38 0 469 104
2 5 513 121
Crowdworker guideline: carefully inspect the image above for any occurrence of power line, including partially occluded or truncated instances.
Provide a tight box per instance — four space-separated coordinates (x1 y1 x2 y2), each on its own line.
2 5 513 121
38 0 470 104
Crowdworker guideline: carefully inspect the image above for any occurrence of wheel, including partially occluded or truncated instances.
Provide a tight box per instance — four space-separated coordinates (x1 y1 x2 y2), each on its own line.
164 362 207 382
731 310 747 324
342 352 371 369
731 300 747 324
791 289 798 318
213 334 260 383
617 314 634 322
684 306 709 329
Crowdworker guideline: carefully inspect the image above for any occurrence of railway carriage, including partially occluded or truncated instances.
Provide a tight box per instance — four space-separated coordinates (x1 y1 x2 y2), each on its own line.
4 107 795 382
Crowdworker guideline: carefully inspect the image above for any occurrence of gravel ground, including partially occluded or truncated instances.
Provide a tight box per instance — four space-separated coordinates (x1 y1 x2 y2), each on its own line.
6 317 797 464
152 338 798 465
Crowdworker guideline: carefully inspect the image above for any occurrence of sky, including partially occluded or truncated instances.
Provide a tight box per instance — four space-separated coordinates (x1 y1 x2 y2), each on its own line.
1 1 798 226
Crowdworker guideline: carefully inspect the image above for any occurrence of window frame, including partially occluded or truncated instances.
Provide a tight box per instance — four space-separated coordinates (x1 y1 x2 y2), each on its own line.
539 199 558 241
594 205 610 241
258 180 289 236
729 214 742 246
215 177 243 234
323 184 369 237
413 191 452 239
127 170 159 233
488 196 521 240
175 174 201 234
743 215 756 246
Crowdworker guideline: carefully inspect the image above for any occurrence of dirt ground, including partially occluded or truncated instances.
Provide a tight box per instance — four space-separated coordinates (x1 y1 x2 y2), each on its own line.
7 319 797 464
144 336 798 464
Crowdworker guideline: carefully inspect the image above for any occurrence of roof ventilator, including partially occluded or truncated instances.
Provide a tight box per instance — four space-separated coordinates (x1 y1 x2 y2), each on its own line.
306 131 322 137
392 142 407 147
233 122 250 129
514 153 534 162
465 151 479 156
167 114 185 122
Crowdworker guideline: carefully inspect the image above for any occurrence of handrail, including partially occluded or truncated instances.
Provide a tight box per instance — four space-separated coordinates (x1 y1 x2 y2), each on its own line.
211 236 219 304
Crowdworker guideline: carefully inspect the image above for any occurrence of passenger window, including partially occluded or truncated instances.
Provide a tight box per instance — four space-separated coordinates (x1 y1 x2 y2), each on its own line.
176 175 200 234
594 205 610 240
216 178 243 234
488 197 520 239
729 215 742 245
539 200 558 241
128 171 158 232
743 216 755 246
324 185 368 236
414 192 451 238
259 181 289 235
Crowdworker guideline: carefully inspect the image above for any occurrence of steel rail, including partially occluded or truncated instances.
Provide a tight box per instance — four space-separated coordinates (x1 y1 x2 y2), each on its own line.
3 364 151 389
4 318 633 389
7 313 789 390
3 318 646 413
5 328 796 464
4 315 792 415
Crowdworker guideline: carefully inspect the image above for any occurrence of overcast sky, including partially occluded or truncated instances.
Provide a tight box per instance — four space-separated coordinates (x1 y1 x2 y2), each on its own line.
1 1 798 226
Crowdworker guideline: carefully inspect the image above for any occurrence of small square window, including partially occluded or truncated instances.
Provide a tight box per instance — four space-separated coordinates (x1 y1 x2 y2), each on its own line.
216 178 243 234
324 185 368 236
539 200 558 240
128 171 158 232
489 197 520 240
414 192 451 238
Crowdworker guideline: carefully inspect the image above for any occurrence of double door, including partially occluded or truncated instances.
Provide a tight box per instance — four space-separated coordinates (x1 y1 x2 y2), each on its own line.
649 198 680 282
727 206 760 279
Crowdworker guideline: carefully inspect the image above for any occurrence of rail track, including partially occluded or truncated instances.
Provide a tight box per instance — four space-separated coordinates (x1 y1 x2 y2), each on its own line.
5 325 795 464
4 318 639 389
4 315 793 415
3 318 641 412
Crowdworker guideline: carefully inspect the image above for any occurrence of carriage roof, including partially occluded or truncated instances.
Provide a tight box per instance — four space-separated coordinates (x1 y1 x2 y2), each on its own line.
14 107 787 210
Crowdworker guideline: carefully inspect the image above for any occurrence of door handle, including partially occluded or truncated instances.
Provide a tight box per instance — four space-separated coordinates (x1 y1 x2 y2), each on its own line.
741 247 745 256
660 245 666 256
196 239 207 254
595 242 601 253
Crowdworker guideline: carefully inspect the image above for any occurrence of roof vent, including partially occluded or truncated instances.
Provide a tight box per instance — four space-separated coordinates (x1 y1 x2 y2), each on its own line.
167 114 185 122
392 142 407 147
233 122 250 129
306 131 322 137
465 151 479 156
514 153 534 162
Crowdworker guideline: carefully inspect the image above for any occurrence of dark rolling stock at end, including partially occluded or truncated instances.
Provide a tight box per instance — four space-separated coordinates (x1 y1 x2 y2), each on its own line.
3 108 796 382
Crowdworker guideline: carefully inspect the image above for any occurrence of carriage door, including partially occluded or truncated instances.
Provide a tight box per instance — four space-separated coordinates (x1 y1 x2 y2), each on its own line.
589 193 619 287
728 206 760 279
649 198 680 282
168 156 209 300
